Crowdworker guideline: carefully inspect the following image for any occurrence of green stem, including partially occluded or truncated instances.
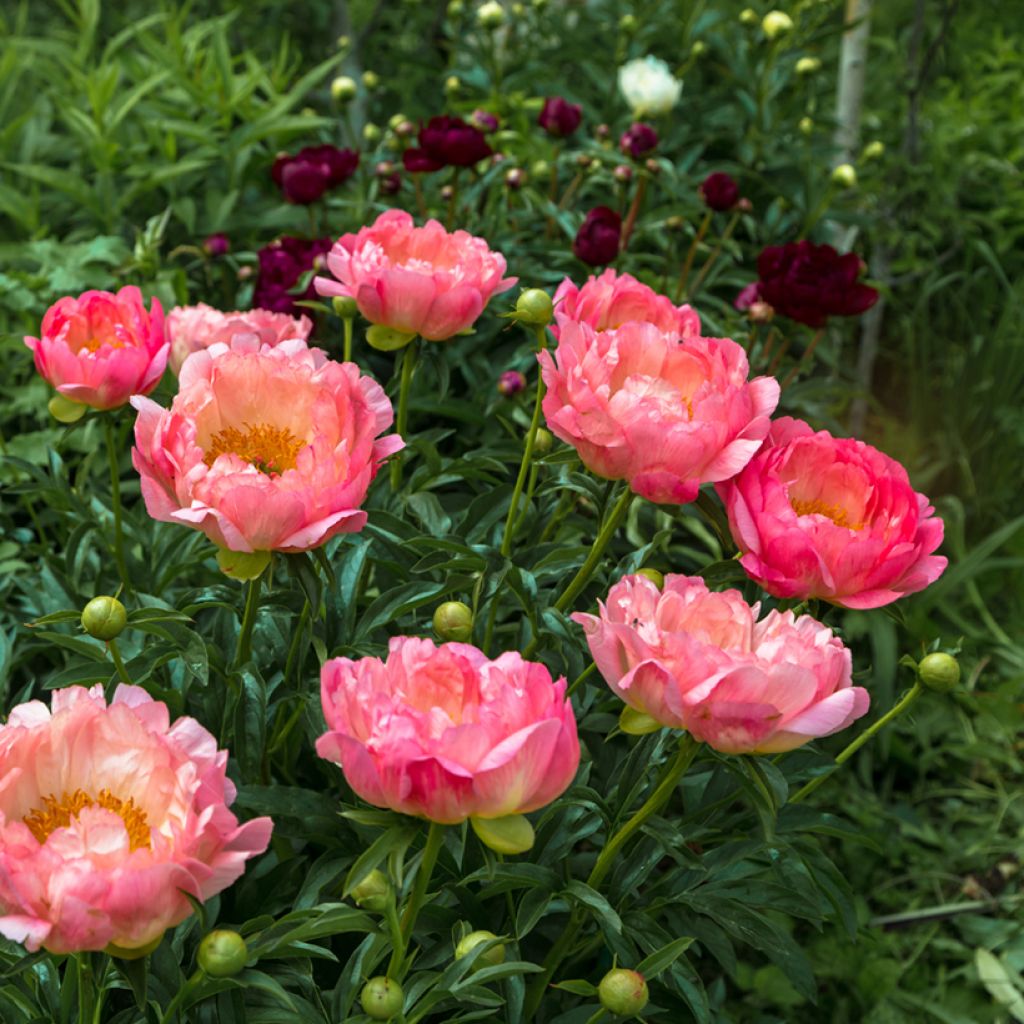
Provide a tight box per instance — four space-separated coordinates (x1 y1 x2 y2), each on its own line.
390 342 419 492
107 638 133 687
384 898 406 979
500 326 549 557
342 316 354 363
76 953 96 1024
157 970 204 1024
283 600 311 685
445 168 461 230
392 822 445 978
790 682 924 804
567 662 597 698
511 463 539 538
234 575 262 669
675 210 712 301
687 209 741 297
780 328 825 390
104 418 131 594
619 173 648 253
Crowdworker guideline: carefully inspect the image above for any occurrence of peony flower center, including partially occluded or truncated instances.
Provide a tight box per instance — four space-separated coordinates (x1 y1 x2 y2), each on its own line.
204 423 304 475
23 789 151 851
790 497 863 530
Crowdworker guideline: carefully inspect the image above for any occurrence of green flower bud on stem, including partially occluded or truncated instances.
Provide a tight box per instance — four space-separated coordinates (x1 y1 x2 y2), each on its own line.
198 930 248 978
81 596 127 641
762 10 794 39
477 0 505 27
599 968 649 1016
49 394 87 423
433 600 474 642
331 75 357 102
532 428 553 456
513 288 554 326
918 652 960 693
362 70 380 90
455 930 506 967
351 869 392 912
332 295 359 319
831 163 857 188
360 977 404 1020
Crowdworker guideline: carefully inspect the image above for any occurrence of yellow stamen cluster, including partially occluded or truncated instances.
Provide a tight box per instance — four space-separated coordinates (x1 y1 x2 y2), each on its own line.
790 497 863 531
204 423 304 475
23 789 152 851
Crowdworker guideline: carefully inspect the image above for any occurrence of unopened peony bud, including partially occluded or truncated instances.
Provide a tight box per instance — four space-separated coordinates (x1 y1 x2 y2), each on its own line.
387 112 407 131
636 568 664 588
737 196 754 212
595 123 611 140
512 1 525 13
375 160 396 177
532 427 554 456
351 869 392 911
614 164 633 183
456 930 506 967
645 157 661 176
236 265 253 280
477 1 505 28
331 75 358 102
49 394 87 423
433 600 474 642
498 370 526 396
739 7 759 25
749 300 775 323
445 75 461 94
619 13 638 32
918 652 960 693
531 159 550 178
332 296 359 318
514 288 554 326
665 215 686 231
448 0 464 13
831 163 857 188
795 56 821 75
863 140 885 160
690 40 707 58
598 968 649 1016
799 116 814 135
363 123 381 143
379 172 402 195
203 233 230 257
361 977 404 1020
198 930 248 978
762 10 794 39
504 167 525 189
362 70 380 90
81 596 127 641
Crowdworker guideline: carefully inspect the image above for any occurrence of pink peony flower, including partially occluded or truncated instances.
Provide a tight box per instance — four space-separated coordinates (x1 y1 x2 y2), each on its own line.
539 322 780 504
716 417 947 608
132 336 403 554
0 685 272 954
553 269 700 340
573 574 868 754
24 287 168 411
166 303 313 375
314 210 515 341
317 638 580 825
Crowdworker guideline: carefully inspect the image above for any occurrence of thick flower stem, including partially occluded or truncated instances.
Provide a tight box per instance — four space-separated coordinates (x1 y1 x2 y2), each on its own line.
157 969 204 1024
619 173 649 253
107 638 133 688
780 328 825 389
675 210 713 301
500 326 549 557
790 681 924 804
76 952 96 1024
389 822 445 979
342 316 354 363
523 736 700 1017
390 342 419 492
687 210 741 297
104 418 131 595
234 575 262 669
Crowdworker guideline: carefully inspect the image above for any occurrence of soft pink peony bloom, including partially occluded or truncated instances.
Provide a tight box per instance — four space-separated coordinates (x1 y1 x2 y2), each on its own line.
573 574 868 754
132 336 403 553
314 209 516 341
317 638 580 824
553 269 700 340
24 287 168 410
716 417 947 609
539 322 780 504
166 303 313 375
0 685 272 954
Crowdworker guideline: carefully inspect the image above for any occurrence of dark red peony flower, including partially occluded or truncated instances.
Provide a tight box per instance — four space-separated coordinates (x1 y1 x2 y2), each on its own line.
573 207 622 266
253 236 333 315
538 97 583 138
700 172 740 212
619 122 659 160
272 146 360 204
402 116 493 172
756 241 878 328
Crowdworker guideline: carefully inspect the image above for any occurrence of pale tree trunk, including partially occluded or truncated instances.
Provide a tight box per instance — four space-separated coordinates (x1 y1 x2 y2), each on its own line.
833 0 874 167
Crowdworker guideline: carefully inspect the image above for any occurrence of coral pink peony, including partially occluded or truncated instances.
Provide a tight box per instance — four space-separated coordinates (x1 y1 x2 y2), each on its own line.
24 286 168 411
166 303 313 375
317 638 580 824
539 322 779 503
573 574 868 754
553 269 700 340
716 417 947 608
314 210 515 341
0 685 272 954
132 336 403 554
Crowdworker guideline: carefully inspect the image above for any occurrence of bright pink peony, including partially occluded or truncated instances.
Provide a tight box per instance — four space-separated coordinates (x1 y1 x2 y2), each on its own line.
539 322 779 504
573 574 868 754
552 269 700 340
314 210 516 341
132 336 403 553
166 303 313 375
24 286 168 410
0 685 272 954
317 638 580 824
716 417 947 609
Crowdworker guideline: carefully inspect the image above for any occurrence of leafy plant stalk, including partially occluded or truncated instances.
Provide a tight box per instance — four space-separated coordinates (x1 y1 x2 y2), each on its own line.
390 342 419 492
104 417 131 595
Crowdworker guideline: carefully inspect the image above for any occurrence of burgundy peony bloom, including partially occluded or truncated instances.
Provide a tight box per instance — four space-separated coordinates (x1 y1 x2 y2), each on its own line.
253 236 333 315
272 145 360 204
203 233 230 257
573 207 622 266
402 116 493 172
619 122 659 160
538 97 583 138
700 172 740 212
756 241 879 328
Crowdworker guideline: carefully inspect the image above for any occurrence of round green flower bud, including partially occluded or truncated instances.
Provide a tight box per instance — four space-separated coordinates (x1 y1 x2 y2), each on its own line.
455 930 506 967
863 139 885 160
447 0 465 14
444 75 461 95
337 34 351 50
918 652 960 693
363 123 381 143
636 568 664 588
799 116 814 136
332 295 359 319
198 930 248 978
477 0 505 27
690 40 707 58
532 428 553 456
81 596 127 641
351 869 392 912
739 7 759 25
831 163 857 188
619 13 638 32
599 968 649 1017
362 70 380 90
514 288 554 326
49 394 88 423
331 75 358 102
360 977 403 1020
531 159 550 179
762 10 794 39
433 600 474 643
795 56 822 75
